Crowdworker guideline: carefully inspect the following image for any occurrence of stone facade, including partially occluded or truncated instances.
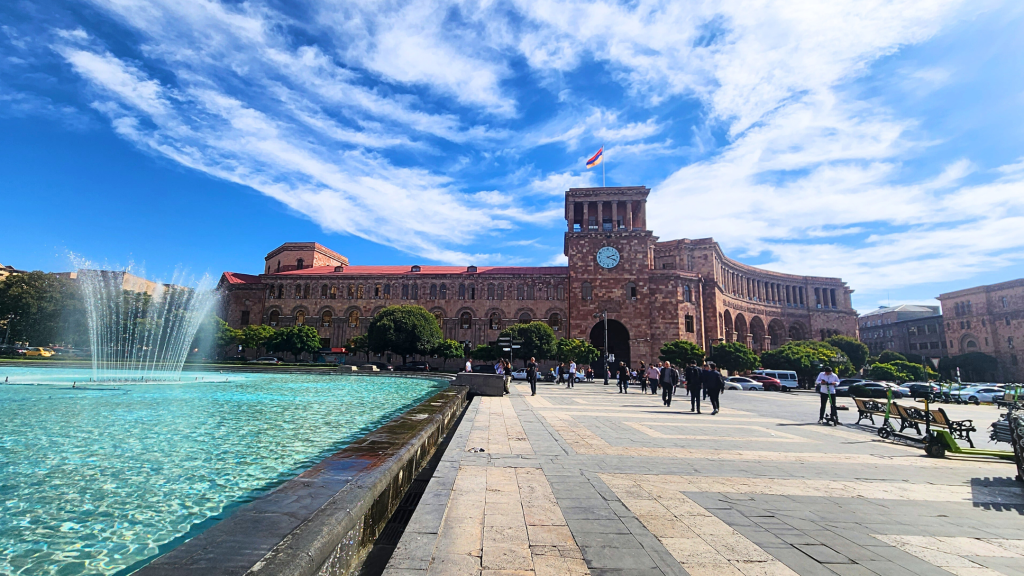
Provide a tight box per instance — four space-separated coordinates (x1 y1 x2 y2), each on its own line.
858 304 946 361
219 188 859 365
939 279 1024 381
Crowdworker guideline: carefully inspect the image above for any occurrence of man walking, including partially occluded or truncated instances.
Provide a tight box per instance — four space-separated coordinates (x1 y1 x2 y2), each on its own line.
527 357 538 396
685 360 703 413
617 361 630 393
568 360 577 388
660 361 679 406
702 362 726 415
816 366 840 424
645 363 660 396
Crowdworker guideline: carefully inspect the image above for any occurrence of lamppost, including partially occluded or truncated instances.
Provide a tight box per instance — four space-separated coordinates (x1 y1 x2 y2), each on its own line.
594 311 609 385
708 337 725 361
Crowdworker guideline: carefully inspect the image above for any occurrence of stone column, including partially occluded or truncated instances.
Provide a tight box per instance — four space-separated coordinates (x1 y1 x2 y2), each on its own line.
582 201 589 231
611 201 618 230
764 335 772 351
626 201 634 230
639 201 646 230
597 201 603 229
746 333 753 348
567 201 574 231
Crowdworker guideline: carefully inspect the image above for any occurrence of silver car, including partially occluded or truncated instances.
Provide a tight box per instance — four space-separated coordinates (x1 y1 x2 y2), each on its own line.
725 376 763 391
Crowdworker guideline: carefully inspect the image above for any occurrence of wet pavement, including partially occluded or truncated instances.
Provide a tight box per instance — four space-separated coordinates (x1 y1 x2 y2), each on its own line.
382 380 1024 576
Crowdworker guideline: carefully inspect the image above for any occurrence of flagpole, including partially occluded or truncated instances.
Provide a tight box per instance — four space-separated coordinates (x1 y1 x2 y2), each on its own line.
602 144 606 187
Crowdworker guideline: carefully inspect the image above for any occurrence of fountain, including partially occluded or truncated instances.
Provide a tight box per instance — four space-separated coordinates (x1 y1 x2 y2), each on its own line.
74 265 217 382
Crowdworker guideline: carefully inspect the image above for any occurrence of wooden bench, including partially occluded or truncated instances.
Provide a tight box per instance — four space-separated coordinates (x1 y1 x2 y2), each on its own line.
853 398 888 425
893 403 976 448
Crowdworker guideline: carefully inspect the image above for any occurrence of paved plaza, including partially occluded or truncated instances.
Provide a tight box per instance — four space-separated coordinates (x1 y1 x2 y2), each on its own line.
382 380 1024 576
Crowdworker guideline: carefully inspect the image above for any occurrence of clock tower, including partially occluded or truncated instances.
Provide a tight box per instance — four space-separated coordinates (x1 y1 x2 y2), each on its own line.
564 186 657 368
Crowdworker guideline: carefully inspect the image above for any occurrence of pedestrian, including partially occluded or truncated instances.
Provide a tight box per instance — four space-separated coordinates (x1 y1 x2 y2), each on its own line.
617 361 629 393
465 358 472 373
527 356 538 396
645 363 661 396
682 360 701 412
659 361 679 406
638 361 647 392
568 360 577 388
816 366 840 424
587 366 594 382
557 362 565 385
702 362 726 415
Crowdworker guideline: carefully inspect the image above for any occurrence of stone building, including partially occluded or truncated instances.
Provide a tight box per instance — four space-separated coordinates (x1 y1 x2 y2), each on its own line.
938 279 1024 381
218 186 859 365
858 304 946 363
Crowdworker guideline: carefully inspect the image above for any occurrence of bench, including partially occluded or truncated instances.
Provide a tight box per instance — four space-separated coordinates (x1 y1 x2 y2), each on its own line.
893 403 976 448
854 398 889 425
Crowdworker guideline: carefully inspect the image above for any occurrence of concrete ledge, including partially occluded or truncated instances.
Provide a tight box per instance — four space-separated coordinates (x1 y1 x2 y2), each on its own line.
452 373 505 397
136 385 468 576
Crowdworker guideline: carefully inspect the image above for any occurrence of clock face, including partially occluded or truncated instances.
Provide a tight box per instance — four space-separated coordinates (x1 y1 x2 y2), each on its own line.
596 246 620 269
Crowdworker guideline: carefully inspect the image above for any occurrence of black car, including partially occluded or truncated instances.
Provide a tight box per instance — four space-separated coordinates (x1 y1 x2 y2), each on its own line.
395 361 432 372
836 379 866 397
906 383 940 398
472 364 498 374
849 381 903 399
369 361 394 371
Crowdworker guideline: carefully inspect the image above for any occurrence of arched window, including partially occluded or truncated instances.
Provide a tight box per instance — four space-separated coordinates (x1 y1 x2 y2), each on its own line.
277 285 283 299
459 283 466 299
517 284 525 300
966 340 978 349
439 283 447 299
430 284 438 299
518 312 532 324
460 312 472 329
433 311 443 325
321 284 329 299
383 284 391 299
296 310 306 325
626 282 637 300
295 284 303 299
683 285 691 303
276 260 281 273
330 285 337 299
269 310 280 326
548 313 561 331
469 285 476 300
296 258 304 270
581 282 593 300
496 283 504 300
557 285 565 300
374 284 382 298
348 310 359 327
321 310 332 327
357 285 364 299
303 284 310 299
489 313 501 330
348 284 355 299
487 283 495 299
526 284 534 300
411 284 419 299
401 284 409 299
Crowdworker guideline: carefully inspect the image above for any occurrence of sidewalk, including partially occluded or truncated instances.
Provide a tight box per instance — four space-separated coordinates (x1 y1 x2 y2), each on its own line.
383 380 1024 576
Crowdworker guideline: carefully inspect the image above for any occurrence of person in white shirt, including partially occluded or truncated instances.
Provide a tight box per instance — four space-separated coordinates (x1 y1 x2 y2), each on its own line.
815 366 840 424
465 359 472 373
568 361 577 389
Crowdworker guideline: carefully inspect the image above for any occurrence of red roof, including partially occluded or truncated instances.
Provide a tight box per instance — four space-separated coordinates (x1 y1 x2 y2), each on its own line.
222 272 263 284
267 265 568 277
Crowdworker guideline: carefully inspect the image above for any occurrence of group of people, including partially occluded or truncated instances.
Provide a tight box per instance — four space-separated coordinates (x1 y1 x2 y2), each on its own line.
608 359 727 415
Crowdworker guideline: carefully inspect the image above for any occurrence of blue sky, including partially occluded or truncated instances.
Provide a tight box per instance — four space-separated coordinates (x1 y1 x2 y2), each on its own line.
2 0 1023 313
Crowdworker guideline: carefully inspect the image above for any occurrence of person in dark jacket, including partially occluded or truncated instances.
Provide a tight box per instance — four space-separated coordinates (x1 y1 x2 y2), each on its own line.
659 361 679 406
701 362 726 415
617 361 630 393
526 357 538 396
684 360 703 413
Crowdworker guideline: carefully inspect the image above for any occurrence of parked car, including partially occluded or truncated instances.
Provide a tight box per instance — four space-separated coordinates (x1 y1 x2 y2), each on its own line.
746 374 782 391
369 361 394 371
904 382 940 399
753 370 799 391
25 347 55 357
510 368 528 380
248 356 282 364
953 386 1004 405
395 361 432 372
725 376 763 391
835 378 866 397
849 381 904 399
224 355 248 362
472 364 497 374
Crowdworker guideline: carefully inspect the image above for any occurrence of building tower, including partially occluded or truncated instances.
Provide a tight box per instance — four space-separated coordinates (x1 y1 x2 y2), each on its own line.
564 186 657 369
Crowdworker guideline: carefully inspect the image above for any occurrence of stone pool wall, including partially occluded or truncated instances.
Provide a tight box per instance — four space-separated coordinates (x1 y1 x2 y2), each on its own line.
137 380 467 576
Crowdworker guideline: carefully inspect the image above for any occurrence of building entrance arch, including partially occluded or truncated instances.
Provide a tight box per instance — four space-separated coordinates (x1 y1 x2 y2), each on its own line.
590 319 631 377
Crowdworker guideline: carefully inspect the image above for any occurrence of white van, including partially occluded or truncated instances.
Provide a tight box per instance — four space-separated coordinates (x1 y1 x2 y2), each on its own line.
754 370 800 391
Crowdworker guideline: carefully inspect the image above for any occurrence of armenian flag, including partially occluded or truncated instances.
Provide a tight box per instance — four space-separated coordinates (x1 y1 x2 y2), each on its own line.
586 147 603 169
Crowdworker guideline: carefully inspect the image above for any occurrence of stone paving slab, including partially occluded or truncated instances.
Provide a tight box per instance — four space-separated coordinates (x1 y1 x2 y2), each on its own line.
384 380 1024 576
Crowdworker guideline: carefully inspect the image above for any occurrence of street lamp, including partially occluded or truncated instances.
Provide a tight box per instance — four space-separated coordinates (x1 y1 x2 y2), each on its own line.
708 337 725 360
594 311 609 385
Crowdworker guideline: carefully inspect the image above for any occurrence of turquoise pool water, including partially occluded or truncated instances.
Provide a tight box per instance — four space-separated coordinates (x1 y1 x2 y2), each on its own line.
0 367 447 576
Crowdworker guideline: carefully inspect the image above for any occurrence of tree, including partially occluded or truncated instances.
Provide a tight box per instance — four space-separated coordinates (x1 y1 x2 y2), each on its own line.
877 350 907 364
366 305 443 364
434 339 466 369
347 334 371 363
469 343 499 362
888 360 928 382
239 324 275 355
710 341 759 374
0 271 87 346
555 338 600 365
938 352 998 381
826 335 869 369
499 322 556 365
266 325 321 362
868 362 906 383
659 340 705 367
761 340 854 384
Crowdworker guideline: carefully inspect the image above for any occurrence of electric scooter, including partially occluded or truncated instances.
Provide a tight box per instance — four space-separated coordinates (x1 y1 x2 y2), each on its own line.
821 387 840 426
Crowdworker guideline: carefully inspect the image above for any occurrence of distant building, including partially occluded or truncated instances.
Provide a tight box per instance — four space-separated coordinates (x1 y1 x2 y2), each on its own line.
858 305 946 363
0 263 26 282
55 270 161 295
938 279 1024 381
